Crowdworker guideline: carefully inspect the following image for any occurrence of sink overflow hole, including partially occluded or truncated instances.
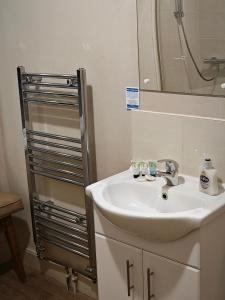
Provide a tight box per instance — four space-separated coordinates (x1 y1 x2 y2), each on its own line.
162 192 168 200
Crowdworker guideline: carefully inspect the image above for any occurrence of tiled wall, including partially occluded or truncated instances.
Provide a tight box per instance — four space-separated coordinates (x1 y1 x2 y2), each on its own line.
140 91 225 119
131 110 225 182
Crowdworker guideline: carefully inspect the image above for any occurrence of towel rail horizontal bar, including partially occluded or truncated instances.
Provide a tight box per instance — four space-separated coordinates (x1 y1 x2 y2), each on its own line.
35 221 88 244
31 169 84 186
28 138 82 153
27 129 81 144
28 145 83 161
33 198 86 219
24 98 78 107
28 154 83 170
23 89 78 98
23 72 77 80
24 82 78 89
34 213 88 235
37 230 89 252
30 161 84 178
37 235 89 259
34 206 87 228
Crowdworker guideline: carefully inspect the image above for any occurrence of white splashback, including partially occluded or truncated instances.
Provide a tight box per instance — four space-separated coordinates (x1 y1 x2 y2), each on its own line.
131 110 225 182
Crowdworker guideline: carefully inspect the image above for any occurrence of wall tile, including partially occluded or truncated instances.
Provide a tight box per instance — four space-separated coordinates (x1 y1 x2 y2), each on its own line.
182 116 225 181
200 0 225 14
132 110 225 182
140 91 223 119
131 110 183 171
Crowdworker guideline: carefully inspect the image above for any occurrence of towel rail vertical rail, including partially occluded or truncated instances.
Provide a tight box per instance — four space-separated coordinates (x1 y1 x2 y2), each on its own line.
17 66 39 248
78 69 96 272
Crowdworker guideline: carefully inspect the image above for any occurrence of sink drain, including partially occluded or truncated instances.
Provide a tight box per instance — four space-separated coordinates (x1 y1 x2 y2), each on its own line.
162 192 168 200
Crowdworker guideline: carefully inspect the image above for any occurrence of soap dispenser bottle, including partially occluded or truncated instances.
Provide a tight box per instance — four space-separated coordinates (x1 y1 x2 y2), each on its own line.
199 157 218 196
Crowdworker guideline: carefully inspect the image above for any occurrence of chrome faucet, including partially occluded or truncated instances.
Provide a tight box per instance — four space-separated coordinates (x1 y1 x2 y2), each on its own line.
157 159 179 186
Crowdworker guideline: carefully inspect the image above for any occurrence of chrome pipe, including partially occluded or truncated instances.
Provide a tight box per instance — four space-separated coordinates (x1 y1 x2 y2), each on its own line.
174 0 184 19
26 129 81 144
34 212 87 235
27 138 82 153
28 145 83 161
30 169 84 186
35 221 88 244
30 161 84 178
36 234 89 259
33 198 86 219
24 98 78 107
38 256 96 281
28 154 83 170
23 72 77 79
34 206 87 227
37 230 89 252
154 0 163 89
22 89 78 98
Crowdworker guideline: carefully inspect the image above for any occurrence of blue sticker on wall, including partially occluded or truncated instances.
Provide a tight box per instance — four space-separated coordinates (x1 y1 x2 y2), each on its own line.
126 87 139 110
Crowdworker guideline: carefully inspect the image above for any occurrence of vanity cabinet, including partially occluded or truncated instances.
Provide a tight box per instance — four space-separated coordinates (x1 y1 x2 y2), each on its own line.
96 234 200 300
96 234 143 300
143 251 200 300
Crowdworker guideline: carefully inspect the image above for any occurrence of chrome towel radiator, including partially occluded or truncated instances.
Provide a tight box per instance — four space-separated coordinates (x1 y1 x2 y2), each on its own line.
17 67 96 281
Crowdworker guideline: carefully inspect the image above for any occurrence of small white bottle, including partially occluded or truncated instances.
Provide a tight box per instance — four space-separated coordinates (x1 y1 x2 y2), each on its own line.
199 158 219 196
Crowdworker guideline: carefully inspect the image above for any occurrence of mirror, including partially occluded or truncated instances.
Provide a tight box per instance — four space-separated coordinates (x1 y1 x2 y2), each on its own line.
137 0 225 97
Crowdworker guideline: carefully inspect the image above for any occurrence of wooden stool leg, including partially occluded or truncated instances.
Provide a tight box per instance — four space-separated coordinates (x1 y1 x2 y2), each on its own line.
4 216 26 282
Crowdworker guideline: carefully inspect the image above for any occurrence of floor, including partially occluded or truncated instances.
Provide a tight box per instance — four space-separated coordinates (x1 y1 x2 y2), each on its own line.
0 269 93 300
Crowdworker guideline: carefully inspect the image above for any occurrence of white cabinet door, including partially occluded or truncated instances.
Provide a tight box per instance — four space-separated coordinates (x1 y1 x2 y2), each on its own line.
143 251 200 300
95 234 143 300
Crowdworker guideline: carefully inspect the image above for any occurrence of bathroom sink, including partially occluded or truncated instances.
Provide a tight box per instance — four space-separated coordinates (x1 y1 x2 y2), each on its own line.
86 169 225 241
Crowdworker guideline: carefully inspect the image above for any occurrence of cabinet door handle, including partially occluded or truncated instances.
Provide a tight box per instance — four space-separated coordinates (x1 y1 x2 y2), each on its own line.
147 268 155 299
126 260 134 297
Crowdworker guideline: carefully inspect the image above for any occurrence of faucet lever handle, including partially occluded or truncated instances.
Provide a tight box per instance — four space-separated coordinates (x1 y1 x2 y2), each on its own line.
157 159 179 174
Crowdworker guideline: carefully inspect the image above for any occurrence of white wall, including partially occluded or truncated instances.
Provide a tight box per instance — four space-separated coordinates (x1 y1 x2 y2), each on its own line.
0 0 138 182
0 0 138 296
0 1 138 214
0 42 9 191
0 103 9 191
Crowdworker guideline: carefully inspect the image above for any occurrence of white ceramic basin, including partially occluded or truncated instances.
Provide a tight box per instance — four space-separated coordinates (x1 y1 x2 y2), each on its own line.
86 169 225 241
